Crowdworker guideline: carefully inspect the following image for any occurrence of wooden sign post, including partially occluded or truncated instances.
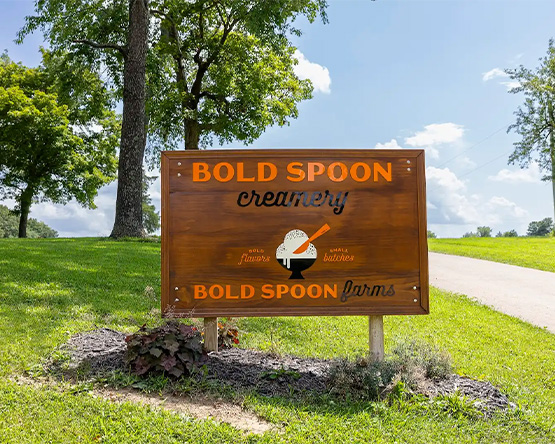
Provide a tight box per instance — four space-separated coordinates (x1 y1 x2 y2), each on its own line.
161 149 429 355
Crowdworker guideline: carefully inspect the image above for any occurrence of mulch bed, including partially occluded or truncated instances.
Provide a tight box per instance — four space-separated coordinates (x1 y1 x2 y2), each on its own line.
50 328 515 415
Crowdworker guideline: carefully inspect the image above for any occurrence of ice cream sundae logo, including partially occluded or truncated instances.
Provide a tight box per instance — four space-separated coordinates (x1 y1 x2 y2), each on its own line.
276 224 330 279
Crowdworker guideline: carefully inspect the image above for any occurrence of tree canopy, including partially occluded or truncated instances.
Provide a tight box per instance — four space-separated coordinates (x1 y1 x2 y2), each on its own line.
20 0 150 238
147 0 326 153
20 0 328 237
526 217 553 236
506 40 555 222
0 53 118 237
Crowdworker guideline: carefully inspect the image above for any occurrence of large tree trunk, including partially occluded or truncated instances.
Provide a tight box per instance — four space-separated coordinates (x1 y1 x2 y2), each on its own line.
18 186 34 238
185 119 200 150
110 0 149 238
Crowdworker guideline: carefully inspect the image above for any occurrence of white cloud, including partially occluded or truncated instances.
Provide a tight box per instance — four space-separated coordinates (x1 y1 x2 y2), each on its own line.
374 139 403 149
426 166 528 227
488 164 541 183
293 50 331 94
405 123 464 147
500 81 520 91
404 123 464 159
486 196 528 222
483 67 519 90
482 68 508 82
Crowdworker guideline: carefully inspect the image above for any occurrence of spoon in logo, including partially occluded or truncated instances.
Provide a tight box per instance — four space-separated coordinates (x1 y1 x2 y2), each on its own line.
293 223 331 254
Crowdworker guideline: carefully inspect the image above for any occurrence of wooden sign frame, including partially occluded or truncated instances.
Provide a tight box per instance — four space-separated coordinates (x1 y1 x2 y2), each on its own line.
161 149 429 318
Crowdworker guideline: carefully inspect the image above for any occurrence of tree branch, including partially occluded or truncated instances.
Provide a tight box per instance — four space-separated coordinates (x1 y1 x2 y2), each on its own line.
199 91 232 117
72 39 127 58
151 8 188 93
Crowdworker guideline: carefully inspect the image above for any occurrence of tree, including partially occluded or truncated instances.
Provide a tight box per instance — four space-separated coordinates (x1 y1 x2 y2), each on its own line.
0 204 57 238
147 0 326 153
427 230 437 238
21 0 328 237
504 229 518 237
476 226 492 238
142 171 160 234
506 40 555 224
0 54 118 237
20 0 150 238
526 217 553 236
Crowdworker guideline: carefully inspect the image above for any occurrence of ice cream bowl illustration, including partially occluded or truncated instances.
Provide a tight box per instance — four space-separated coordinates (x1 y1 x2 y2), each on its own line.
276 229 317 279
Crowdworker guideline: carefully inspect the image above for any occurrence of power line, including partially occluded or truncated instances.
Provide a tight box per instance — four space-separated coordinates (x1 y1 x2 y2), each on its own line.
458 150 514 178
436 123 511 168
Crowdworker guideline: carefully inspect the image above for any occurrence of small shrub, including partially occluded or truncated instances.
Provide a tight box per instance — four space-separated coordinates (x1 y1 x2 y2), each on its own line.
389 339 452 382
125 322 206 378
328 339 452 401
328 357 397 401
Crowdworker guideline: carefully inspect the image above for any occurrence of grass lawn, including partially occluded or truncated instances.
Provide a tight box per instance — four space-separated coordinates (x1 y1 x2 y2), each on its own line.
1 238 555 443
429 237 555 272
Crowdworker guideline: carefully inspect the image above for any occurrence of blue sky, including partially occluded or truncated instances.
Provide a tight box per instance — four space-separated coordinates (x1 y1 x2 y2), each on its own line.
1 0 554 237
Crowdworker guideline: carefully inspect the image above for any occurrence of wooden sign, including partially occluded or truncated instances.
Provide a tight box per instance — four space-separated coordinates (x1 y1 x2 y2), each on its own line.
161 149 429 318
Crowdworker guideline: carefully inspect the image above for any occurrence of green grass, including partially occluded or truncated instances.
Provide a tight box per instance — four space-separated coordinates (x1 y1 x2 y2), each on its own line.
1 238 555 443
429 237 555 272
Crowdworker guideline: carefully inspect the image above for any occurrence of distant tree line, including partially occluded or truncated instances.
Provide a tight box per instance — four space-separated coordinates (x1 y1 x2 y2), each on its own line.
458 218 553 238
0 204 57 238
427 217 554 239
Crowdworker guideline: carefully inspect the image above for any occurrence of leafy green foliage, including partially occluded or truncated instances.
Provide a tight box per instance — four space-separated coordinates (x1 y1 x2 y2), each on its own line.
463 226 492 238
527 217 553 236
496 229 518 237
476 226 492 237
18 2 128 94
142 171 160 235
0 53 118 237
20 0 328 153
506 40 555 223
147 0 327 152
0 204 57 238
506 40 555 182
125 322 206 378
427 230 437 239
462 231 477 238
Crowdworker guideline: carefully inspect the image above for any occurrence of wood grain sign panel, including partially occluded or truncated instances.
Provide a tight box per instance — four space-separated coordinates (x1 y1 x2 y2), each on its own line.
161 149 429 317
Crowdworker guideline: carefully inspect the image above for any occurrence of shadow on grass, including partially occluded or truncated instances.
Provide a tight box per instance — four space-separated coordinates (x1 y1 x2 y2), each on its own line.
0 238 161 373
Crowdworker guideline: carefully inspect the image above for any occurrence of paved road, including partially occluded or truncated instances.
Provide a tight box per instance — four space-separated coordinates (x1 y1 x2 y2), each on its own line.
429 252 555 334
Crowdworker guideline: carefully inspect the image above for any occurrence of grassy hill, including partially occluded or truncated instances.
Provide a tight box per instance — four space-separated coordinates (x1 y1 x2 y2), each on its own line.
1 238 555 443
429 237 555 272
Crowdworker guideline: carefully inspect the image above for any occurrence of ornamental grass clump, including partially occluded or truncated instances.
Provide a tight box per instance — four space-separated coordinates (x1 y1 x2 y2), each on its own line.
328 339 453 401
125 322 206 378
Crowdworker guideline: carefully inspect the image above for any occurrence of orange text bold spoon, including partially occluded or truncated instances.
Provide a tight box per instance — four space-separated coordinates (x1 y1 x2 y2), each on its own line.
293 223 331 254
